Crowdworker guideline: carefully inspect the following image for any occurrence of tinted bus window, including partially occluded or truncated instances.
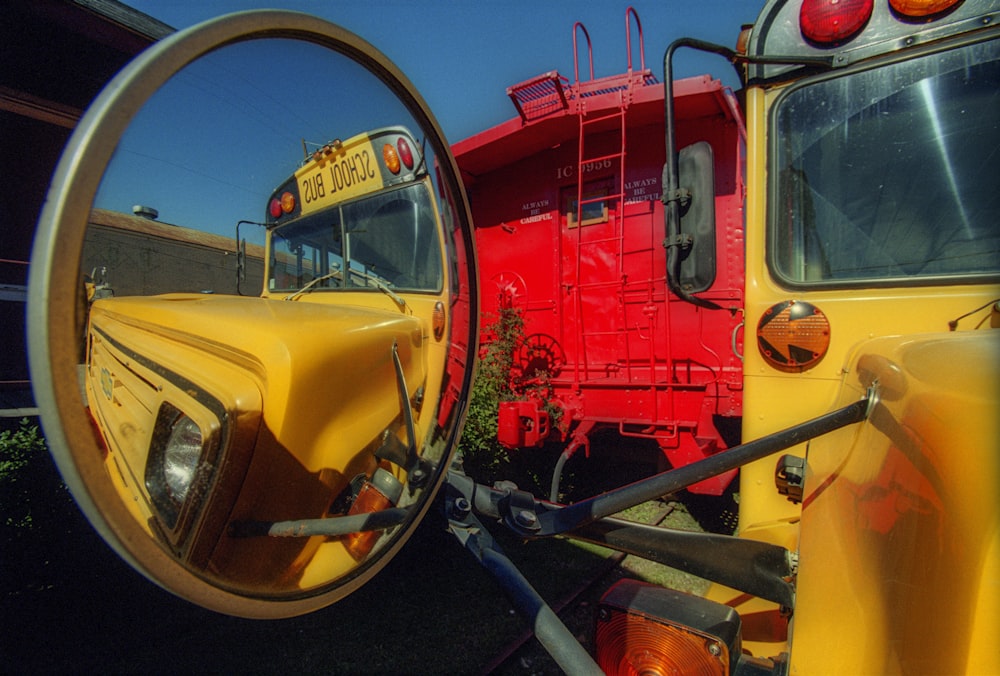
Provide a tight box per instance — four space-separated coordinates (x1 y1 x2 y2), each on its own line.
770 38 1000 286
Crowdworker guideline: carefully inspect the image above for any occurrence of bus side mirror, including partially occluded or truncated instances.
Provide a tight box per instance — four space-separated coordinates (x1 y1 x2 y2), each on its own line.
675 140 717 293
27 11 477 620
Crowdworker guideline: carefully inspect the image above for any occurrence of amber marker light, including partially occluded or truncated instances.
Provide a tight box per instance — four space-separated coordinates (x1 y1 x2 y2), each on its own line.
382 143 401 174
344 468 403 560
757 300 831 372
800 0 874 44
280 191 296 214
432 301 446 341
596 580 739 676
889 0 963 17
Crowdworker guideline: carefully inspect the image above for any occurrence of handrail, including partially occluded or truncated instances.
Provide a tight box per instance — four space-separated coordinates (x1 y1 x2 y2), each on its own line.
572 21 593 84
625 6 645 74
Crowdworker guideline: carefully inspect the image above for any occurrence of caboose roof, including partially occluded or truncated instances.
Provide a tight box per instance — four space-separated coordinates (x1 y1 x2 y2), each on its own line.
453 71 736 183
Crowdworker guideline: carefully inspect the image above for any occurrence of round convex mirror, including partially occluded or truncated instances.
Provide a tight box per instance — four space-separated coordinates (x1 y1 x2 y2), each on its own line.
28 10 477 619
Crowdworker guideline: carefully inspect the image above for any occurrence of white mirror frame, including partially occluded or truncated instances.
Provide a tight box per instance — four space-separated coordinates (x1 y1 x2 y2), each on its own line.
28 9 477 618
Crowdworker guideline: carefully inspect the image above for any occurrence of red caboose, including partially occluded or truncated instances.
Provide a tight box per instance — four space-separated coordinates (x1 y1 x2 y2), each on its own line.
453 10 745 498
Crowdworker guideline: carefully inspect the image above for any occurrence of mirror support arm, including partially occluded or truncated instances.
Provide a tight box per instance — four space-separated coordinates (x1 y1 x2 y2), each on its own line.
662 38 737 311
567 518 796 608
235 220 265 296
534 393 872 537
444 481 604 676
229 507 410 538
390 341 419 472
448 470 796 607
454 393 871 541
440 393 873 613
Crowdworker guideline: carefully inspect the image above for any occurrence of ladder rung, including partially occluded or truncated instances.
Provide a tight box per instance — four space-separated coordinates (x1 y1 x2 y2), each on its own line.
579 193 623 206
581 110 626 126
580 152 623 166
579 235 624 246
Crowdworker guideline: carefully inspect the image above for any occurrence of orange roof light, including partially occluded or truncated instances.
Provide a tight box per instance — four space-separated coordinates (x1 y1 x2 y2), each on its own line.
268 191 296 219
889 0 963 17
800 0 874 44
382 143 401 174
735 25 753 56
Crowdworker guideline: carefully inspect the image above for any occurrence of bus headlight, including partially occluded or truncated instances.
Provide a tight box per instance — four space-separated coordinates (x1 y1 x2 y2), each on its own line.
162 415 203 505
146 402 215 531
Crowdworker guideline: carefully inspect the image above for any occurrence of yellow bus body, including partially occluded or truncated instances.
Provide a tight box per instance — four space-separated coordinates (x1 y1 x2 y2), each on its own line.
701 7 1000 670
790 330 999 674
84 127 452 593
86 288 447 590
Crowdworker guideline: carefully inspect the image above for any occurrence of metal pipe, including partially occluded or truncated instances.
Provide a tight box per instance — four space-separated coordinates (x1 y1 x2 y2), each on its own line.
230 507 410 538
539 394 872 536
568 517 795 607
448 505 603 675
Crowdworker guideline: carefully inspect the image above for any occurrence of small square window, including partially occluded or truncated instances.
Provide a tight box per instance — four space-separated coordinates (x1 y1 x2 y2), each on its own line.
565 181 611 228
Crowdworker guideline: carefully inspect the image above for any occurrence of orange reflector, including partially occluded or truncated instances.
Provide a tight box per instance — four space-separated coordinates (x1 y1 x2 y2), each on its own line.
756 300 831 372
383 143 401 174
889 0 963 16
432 301 446 341
735 25 753 56
800 0 873 44
280 191 296 214
597 580 738 676
344 468 403 560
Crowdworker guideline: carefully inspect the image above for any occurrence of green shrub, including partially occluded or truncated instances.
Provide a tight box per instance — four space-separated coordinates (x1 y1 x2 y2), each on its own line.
458 306 523 484
0 419 50 528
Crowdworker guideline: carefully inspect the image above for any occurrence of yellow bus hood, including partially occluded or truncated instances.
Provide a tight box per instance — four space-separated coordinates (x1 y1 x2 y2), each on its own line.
89 293 426 475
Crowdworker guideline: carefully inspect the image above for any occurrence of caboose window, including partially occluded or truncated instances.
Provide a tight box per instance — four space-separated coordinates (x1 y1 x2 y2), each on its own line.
768 37 1000 287
565 180 611 229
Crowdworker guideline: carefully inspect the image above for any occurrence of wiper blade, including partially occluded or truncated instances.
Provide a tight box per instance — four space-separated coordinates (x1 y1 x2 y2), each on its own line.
285 268 408 313
352 269 408 312
284 270 340 300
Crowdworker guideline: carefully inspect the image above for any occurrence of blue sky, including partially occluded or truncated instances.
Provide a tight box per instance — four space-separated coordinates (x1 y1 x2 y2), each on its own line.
123 1 760 141
94 1 760 241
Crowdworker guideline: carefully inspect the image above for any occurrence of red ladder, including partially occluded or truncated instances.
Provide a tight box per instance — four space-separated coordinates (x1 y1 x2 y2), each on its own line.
570 8 646 390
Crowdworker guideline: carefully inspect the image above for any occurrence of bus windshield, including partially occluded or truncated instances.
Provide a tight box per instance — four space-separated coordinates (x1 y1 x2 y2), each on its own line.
770 38 1000 286
269 182 443 294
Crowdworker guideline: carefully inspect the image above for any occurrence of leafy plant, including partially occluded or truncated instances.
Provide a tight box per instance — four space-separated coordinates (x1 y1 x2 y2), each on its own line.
458 305 524 484
0 419 51 528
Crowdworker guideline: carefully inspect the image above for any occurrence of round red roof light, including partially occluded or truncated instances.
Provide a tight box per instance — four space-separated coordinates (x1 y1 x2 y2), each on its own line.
397 137 414 170
800 0 873 45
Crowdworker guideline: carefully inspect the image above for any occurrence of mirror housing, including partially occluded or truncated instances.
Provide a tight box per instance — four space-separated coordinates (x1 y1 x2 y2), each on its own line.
28 10 477 619
675 141 717 293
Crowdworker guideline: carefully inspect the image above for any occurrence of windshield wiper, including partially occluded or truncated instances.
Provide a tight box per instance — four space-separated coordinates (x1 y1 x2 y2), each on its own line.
284 270 340 301
356 270 409 313
284 268 408 313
